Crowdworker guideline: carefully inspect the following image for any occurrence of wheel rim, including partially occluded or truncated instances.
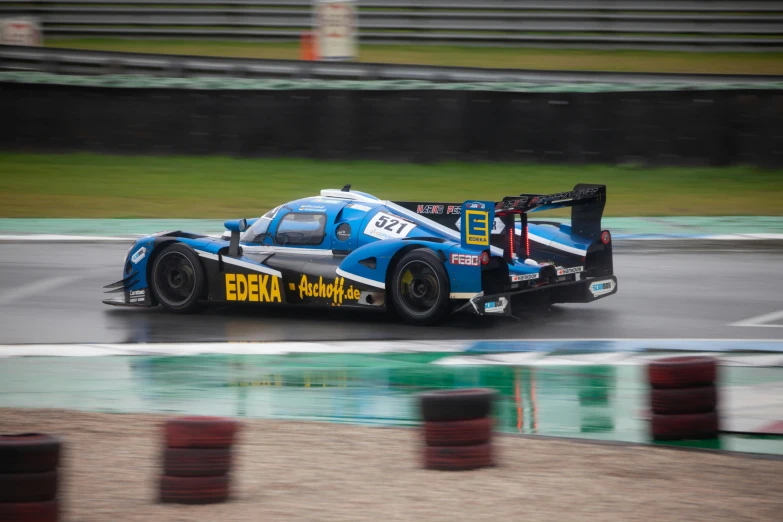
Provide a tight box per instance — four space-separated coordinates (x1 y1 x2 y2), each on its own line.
397 260 441 316
155 252 197 306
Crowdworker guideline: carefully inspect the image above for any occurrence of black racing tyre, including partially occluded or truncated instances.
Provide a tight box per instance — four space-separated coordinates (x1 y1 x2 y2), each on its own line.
165 417 240 449
0 434 61 474
651 386 717 415
390 249 451 326
0 472 58 503
159 475 230 505
423 443 494 471
423 417 493 447
150 243 206 313
163 448 232 477
419 388 496 422
651 412 719 441
648 356 717 389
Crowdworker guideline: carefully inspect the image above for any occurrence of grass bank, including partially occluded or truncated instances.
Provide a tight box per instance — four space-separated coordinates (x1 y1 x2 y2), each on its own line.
45 39 783 75
0 153 780 218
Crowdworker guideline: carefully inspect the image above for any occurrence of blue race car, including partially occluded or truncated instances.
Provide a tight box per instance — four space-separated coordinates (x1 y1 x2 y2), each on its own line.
104 184 617 325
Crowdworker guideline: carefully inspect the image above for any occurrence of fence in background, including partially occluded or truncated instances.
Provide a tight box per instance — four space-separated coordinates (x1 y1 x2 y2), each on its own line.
0 0 782 51
1 79 781 167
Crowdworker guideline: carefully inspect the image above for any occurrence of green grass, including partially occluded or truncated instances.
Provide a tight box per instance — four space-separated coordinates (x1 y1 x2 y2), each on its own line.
45 39 783 75
0 153 781 218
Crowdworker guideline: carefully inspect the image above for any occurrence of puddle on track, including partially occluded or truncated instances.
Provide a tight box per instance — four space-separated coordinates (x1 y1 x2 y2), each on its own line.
1 353 781 455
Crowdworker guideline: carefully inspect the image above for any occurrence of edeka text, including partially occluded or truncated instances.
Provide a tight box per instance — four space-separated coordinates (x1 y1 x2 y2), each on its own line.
299 275 360 305
225 273 282 302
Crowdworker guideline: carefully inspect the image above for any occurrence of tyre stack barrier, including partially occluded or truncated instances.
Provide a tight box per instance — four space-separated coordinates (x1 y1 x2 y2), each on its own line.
0 434 62 522
160 417 240 505
648 356 720 441
418 389 496 471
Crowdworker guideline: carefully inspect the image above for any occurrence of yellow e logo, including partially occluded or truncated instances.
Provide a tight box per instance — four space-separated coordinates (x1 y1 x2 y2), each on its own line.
465 210 489 246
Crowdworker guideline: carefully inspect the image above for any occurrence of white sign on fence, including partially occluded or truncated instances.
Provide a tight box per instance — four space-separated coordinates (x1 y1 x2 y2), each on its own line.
0 19 43 46
314 0 357 61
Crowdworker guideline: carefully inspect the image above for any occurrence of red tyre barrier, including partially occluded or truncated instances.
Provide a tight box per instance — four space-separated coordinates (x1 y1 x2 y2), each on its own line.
165 417 239 449
648 357 717 389
651 386 717 415
0 434 61 474
651 412 719 441
159 475 230 504
423 417 493 447
419 389 496 422
0 500 58 522
0 472 58 503
163 448 232 478
424 443 494 471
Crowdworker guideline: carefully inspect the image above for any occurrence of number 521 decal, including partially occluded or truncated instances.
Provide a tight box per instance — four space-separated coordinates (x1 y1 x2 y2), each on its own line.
363 212 417 240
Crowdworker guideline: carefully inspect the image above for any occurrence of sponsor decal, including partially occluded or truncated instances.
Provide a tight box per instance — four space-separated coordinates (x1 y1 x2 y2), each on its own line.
557 266 584 276
416 204 444 215
446 205 461 215
298 275 360 305
496 198 525 211
363 212 416 241
335 223 351 241
510 273 538 282
225 273 282 302
465 210 490 246
484 296 508 314
466 202 486 210
491 217 506 235
450 253 480 266
348 203 371 212
131 247 146 264
589 280 615 297
299 205 326 211
495 188 600 211
129 289 146 303
530 188 600 206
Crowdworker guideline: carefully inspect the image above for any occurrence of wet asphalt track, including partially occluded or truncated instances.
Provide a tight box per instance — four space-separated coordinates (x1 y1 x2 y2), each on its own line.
0 241 782 344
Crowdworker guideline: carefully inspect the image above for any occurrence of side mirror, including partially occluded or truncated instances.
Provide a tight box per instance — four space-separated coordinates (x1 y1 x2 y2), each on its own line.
224 219 247 258
224 219 248 233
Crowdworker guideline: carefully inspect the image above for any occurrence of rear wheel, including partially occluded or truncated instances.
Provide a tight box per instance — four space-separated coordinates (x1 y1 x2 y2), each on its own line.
391 249 451 326
150 244 205 313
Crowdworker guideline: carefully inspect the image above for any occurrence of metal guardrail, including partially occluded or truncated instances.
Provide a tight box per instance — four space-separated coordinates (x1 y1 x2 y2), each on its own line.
0 0 782 51
2 46 783 84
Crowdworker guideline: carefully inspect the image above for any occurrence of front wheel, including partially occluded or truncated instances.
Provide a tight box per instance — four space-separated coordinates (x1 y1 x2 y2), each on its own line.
150 243 205 313
390 249 451 326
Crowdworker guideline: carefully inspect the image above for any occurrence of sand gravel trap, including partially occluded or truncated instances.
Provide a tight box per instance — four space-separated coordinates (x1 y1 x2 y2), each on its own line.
1 408 781 522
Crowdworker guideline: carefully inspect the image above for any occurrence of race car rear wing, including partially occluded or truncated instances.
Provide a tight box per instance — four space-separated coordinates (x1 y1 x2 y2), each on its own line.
494 183 606 242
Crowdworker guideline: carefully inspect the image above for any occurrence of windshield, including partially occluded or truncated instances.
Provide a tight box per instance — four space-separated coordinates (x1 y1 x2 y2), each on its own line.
241 206 279 244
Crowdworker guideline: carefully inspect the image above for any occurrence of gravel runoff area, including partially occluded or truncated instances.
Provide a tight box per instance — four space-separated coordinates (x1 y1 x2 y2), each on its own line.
1 408 782 522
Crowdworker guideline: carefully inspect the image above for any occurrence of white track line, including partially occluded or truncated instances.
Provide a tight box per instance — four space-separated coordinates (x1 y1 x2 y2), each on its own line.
0 235 135 241
730 310 783 328
0 275 90 306
0 339 782 358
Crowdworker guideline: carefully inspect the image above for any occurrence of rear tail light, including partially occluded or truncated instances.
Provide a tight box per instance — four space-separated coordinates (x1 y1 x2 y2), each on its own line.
508 228 515 258
480 251 490 265
525 225 530 257
601 230 611 245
